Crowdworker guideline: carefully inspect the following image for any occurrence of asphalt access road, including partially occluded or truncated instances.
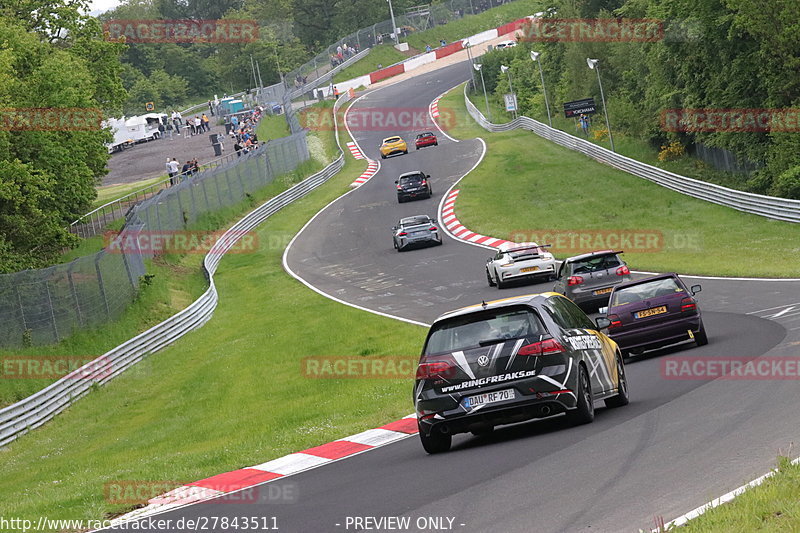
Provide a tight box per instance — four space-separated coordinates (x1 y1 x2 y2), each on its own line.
130 61 800 532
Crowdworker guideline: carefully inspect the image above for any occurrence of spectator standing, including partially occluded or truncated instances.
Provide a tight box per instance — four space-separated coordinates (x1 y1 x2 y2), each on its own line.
191 159 200 175
168 158 180 185
166 157 173 182
207 100 214 116
201 113 210 132
181 160 191 178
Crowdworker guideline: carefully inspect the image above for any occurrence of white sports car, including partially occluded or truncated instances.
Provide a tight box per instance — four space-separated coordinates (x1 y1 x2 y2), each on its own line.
485 243 557 289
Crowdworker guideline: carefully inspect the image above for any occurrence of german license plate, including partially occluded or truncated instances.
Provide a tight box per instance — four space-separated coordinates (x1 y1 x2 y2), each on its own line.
520 266 539 273
636 306 667 319
594 287 613 295
463 388 515 408
412 231 426 236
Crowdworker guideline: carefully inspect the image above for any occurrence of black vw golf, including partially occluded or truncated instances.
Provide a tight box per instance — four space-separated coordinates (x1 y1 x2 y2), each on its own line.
414 292 629 453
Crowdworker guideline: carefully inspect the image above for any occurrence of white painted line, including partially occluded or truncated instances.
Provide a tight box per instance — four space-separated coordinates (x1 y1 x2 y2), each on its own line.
658 456 800 531
429 91 459 143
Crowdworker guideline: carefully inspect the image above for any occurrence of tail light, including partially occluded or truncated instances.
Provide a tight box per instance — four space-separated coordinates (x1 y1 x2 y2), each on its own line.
616 265 630 276
681 297 697 312
421 180 427 186
398 232 407 236
608 314 622 329
415 360 455 380
429 226 438 231
396 185 402 190
518 339 565 356
568 276 584 286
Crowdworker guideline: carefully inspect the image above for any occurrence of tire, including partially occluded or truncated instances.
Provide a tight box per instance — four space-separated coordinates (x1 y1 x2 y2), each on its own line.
486 268 496 287
404 150 408 155
381 154 386 159
694 321 708 346
434 142 438 146
416 146 419 150
419 425 451 454
566 365 594 425
605 354 630 408
398 196 404 203
496 276 506 289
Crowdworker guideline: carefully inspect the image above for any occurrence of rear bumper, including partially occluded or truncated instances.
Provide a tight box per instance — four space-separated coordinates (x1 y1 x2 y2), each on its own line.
398 234 441 247
418 394 574 437
398 190 430 201
416 140 436 148
499 263 556 282
610 315 702 352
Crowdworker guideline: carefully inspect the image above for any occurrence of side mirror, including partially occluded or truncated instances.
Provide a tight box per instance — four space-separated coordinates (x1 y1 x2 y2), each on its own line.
595 317 611 329
488 256 494 263
394 180 398 184
426 174 430 179
691 284 702 295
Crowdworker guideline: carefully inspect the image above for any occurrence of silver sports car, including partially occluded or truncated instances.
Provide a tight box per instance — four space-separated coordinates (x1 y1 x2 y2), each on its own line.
392 215 443 252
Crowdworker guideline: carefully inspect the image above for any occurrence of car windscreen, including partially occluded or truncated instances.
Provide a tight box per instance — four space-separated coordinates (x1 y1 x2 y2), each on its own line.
571 254 621 274
611 277 684 306
424 307 546 355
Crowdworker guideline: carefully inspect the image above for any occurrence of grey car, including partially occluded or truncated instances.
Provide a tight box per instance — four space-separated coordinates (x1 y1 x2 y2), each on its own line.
392 215 443 251
553 250 632 310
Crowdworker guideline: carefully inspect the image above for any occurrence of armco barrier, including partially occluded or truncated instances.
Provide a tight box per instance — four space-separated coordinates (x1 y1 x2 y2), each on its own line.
463 85 800 223
0 93 352 449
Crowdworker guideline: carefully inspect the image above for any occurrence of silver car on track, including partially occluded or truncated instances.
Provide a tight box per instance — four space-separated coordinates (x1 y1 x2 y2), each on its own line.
392 215 442 251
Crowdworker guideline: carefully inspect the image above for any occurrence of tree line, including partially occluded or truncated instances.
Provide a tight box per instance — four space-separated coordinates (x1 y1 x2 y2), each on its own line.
476 0 800 199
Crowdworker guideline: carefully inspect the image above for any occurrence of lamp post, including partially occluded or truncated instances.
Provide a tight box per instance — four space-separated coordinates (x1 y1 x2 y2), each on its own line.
586 58 615 152
387 0 399 45
530 51 552 128
474 63 491 121
465 42 475 89
500 65 516 119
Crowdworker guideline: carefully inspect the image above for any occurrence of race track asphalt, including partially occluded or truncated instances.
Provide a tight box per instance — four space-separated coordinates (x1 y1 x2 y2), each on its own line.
128 61 800 532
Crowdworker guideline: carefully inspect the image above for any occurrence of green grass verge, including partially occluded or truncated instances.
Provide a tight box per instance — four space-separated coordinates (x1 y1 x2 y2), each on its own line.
405 0 543 51
255 112 291 142
677 457 800 532
332 45 410 84
439 84 800 277
0 101 426 526
94 177 167 208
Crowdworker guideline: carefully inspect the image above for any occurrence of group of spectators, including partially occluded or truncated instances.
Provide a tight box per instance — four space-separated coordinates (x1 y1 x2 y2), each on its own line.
227 106 263 156
165 157 200 186
330 42 358 67
166 111 212 137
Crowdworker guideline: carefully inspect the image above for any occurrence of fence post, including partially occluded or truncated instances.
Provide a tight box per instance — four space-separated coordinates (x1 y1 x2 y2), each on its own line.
67 259 84 327
45 280 59 343
95 253 111 318
15 285 27 332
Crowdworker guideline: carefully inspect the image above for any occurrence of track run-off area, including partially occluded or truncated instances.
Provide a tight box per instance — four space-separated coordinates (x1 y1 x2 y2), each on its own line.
125 62 800 532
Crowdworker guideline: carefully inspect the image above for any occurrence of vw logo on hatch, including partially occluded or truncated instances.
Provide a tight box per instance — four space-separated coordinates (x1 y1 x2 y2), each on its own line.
477 355 490 367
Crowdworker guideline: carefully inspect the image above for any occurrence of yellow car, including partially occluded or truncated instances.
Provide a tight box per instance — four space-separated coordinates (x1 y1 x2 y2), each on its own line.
379 136 408 159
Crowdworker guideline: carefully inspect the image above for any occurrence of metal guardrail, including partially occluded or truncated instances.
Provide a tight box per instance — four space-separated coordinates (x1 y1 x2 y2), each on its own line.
463 85 800 223
0 93 351 448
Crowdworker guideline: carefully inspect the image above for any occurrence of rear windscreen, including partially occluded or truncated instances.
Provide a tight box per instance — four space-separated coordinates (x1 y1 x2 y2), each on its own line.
570 254 621 274
611 277 684 306
424 308 545 355
400 174 424 185
385 137 401 143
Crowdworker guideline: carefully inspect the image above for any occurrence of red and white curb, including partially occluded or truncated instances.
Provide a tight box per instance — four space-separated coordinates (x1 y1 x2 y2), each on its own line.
349 159 379 188
113 415 418 524
441 189 514 249
430 96 441 118
345 141 364 160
